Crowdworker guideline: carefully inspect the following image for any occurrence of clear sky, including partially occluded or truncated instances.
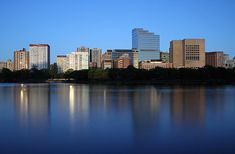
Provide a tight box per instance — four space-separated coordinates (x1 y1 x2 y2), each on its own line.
0 0 235 62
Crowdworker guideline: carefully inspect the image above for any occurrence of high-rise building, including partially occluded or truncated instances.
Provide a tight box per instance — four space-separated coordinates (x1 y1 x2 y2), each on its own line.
57 55 68 73
160 52 170 63
89 48 102 68
67 47 89 71
29 44 50 70
206 52 224 67
111 49 139 68
132 28 160 61
113 54 131 69
170 39 205 68
101 50 112 69
14 48 29 70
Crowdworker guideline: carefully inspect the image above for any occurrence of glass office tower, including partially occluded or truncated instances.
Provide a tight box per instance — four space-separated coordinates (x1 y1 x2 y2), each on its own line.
132 28 160 61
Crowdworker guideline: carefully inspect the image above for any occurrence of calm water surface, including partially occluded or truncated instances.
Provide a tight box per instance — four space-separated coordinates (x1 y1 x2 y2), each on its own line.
0 83 235 153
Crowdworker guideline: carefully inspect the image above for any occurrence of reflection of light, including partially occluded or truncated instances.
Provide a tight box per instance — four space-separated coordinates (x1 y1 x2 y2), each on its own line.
103 89 107 109
21 84 24 88
69 85 75 118
20 89 24 103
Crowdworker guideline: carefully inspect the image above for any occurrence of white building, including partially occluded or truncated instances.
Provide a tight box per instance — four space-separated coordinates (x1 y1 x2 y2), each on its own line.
29 44 50 70
67 47 89 71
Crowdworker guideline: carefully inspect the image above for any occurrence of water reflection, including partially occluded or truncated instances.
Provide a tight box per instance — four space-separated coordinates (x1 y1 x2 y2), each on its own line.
1 84 235 153
14 84 50 129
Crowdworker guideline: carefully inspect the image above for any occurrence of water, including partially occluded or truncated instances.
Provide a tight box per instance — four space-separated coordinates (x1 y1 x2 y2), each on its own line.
0 83 235 153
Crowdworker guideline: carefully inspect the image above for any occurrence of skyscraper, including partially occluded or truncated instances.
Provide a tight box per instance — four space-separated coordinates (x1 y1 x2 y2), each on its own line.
14 48 29 70
29 44 50 70
132 28 160 61
170 39 205 68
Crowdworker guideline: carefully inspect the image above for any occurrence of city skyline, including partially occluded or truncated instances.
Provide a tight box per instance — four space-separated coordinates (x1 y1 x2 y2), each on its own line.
1 0 235 62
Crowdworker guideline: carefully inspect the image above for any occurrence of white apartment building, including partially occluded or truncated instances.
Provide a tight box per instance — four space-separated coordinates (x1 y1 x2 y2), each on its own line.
29 44 50 70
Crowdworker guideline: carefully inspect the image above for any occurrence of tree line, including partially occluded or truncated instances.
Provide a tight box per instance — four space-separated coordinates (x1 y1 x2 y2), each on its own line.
0 64 235 83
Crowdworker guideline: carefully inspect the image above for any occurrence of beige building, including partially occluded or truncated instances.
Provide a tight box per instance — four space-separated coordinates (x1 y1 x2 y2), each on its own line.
0 61 7 70
57 55 68 73
170 39 205 68
206 52 224 67
139 60 173 70
6 59 14 71
14 48 29 70
113 54 131 69
102 50 112 69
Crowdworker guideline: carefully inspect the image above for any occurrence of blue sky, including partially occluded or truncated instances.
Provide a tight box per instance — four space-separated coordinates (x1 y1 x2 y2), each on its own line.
0 0 235 62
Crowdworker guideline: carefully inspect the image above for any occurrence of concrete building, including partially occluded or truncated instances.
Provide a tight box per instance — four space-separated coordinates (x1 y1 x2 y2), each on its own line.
29 44 50 70
57 55 68 73
102 50 112 69
160 52 170 63
206 52 224 67
14 48 29 70
67 47 89 71
6 59 14 71
0 61 7 70
225 56 235 68
139 60 173 70
111 49 139 68
113 54 131 69
89 48 102 68
132 28 160 61
170 39 205 68
0 60 13 71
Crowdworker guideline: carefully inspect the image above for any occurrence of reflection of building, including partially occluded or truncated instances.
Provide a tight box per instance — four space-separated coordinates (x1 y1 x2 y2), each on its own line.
102 50 112 69
14 48 29 70
170 39 205 68
14 84 50 128
89 48 102 68
206 52 224 67
29 44 50 70
57 55 68 73
132 28 160 61
170 86 205 124
113 54 131 69
112 49 139 68
139 60 173 70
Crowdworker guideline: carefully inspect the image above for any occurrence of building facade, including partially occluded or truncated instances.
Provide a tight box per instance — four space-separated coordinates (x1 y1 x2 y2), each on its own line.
89 48 102 68
132 28 160 61
101 50 112 69
111 49 139 68
57 55 68 73
6 59 14 71
29 44 50 70
170 39 205 68
206 52 224 67
160 52 170 63
14 48 29 70
67 47 89 71
139 60 173 70
113 54 131 69
0 61 7 70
